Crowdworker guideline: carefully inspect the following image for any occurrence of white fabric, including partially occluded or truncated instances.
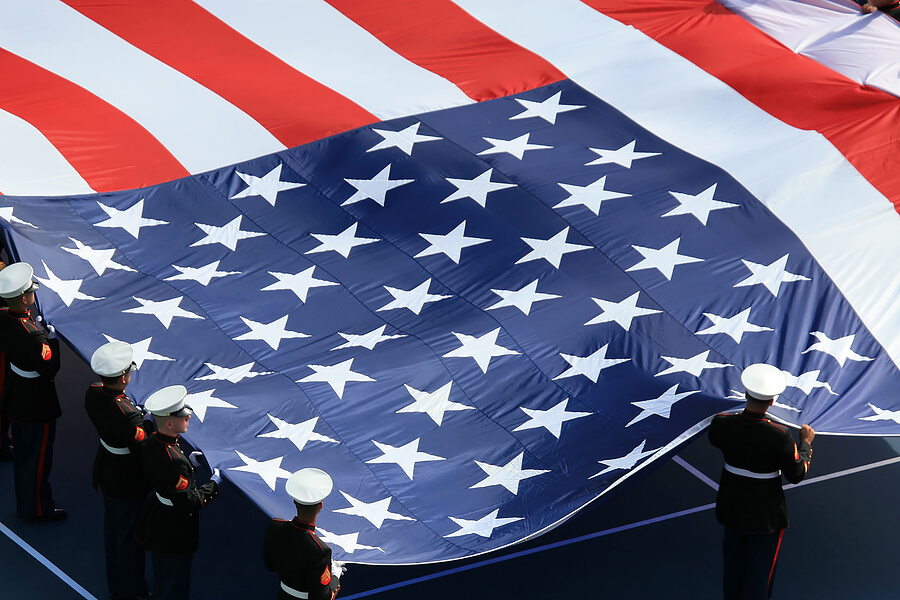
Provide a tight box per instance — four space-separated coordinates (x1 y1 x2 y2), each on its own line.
720 0 900 97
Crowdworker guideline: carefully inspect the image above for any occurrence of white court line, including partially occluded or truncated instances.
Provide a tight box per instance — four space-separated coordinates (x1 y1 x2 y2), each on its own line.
0 520 98 600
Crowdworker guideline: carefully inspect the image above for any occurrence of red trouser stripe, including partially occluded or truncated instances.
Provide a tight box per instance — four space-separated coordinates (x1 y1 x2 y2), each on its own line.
35 422 49 517
767 528 785 594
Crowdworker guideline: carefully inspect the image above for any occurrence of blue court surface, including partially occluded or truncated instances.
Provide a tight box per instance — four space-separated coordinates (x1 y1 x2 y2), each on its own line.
2 341 899 599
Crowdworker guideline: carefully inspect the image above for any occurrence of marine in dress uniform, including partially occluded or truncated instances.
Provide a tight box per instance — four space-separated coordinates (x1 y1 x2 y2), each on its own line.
0 262 66 522
0 258 12 460
135 385 220 600
709 363 815 600
85 341 152 600
264 468 342 600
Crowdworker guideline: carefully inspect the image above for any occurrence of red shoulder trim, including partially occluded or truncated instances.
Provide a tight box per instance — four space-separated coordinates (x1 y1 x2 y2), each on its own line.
763 419 788 433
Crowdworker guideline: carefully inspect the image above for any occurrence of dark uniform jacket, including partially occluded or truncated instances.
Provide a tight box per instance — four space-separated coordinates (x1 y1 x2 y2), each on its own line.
135 432 218 555
264 518 340 600
0 307 61 423
84 383 153 500
709 410 813 534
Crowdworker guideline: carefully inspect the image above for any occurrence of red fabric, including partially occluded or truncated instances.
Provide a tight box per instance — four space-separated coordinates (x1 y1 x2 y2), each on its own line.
326 0 566 101
0 48 188 193
63 0 378 149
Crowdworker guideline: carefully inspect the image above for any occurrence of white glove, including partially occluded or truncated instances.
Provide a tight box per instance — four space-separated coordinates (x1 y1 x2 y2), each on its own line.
189 451 203 467
210 468 222 485
331 561 346 578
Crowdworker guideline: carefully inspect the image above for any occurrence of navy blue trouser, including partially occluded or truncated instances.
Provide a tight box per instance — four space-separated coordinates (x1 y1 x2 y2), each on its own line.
151 551 194 600
722 526 784 600
104 495 150 598
11 420 56 519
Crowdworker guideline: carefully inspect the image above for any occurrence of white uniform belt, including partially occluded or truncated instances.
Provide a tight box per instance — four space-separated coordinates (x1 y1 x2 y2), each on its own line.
280 582 309 599
156 492 174 507
100 439 130 455
724 463 781 479
10 364 40 378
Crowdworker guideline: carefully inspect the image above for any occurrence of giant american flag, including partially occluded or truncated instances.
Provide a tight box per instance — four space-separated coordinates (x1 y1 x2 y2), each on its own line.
1 0 900 564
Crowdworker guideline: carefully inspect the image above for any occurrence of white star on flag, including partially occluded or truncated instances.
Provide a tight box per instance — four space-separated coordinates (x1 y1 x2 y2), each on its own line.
397 382 473 426
366 438 445 480
229 451 291 491
627 237 703 281
442 168 516 207
555 176 631 216
165 260 240 286
415 220 490 264
734 254 810 297
231 163 305 207
478 133 552 160
445 509 523 538
317 529 383 554
334 492 415 529
378 278 451 315
234 315 310 350
0 206 37 228
510 91 584 124
861 404 900 424
517 226 592 269
487 279 560 316
470 452 550 495
307 223 379 258
656 350 732 378
343 164 414 207
62 237 135 275
627 384 697 427
183 389 237 422
663 184 739 226
801 331 875 367
586 140 660 168
367 122 441 155
196 362 273 383
554 344 630 383
123 296 203 329
443 328 519 374
781 369 836 395
591 440 657 478
514 398 592 439
191 215 266 251
35 261 105 307
298 358 375 399
331 325 405 351
101 335 174 368
696 307 773 343
585 292 661 331
262 266 339 303
258 413 338 451
95 199 168 239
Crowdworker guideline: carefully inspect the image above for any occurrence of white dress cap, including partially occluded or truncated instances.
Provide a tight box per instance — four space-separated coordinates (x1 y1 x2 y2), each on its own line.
741 363 787 401
285 468 333 505
91 341 136 377
0 262 39 298
144 385 192 417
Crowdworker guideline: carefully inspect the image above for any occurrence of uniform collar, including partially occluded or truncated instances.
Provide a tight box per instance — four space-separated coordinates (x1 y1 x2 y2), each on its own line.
6 308 29 319
291 518 316 532
156 432 180 444
740 409 768 421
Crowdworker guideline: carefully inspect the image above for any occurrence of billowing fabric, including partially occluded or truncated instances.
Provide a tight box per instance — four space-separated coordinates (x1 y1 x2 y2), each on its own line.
0 0 899 565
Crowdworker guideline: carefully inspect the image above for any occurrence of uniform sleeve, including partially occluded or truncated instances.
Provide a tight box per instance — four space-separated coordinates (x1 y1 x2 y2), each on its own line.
163 461 218 513
708 416 722 450
780 433 812 484
106 399 150 450
262 522 278 573
307 547 339 600
20 331 60 378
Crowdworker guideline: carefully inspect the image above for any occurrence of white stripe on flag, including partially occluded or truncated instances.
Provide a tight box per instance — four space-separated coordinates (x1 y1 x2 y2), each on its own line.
721 0 900 98
0 109 94 197
454 0 900 368
194 0 473 120
0 0 285 175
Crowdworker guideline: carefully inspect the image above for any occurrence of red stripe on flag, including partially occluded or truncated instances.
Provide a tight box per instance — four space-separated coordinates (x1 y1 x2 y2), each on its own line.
583 0 900 213
0 48 188 193
63 0 378 148
325 0 566 102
